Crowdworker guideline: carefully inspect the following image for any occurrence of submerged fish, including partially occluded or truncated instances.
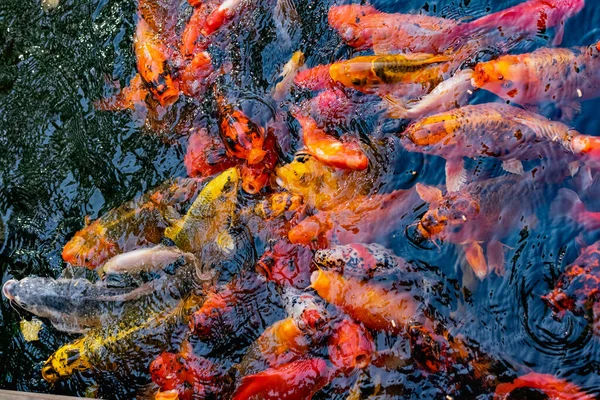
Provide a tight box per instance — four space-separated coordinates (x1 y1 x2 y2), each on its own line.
327 318 374 375
473 43 600 109
400 103 600 192
495 372 594 400
184 126 239 179
41 293 203 382
413 173 547 279
62 177 200 270
311 244 422 334
543 240 600 335
272 51 305 101
241 129 279 194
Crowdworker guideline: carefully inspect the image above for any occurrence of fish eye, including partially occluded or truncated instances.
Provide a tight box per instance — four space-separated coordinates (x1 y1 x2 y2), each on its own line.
497 74 504 81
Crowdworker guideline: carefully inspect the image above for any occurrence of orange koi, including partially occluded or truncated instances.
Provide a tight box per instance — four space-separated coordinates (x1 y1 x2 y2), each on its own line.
327 4 457 54
294 64 333 91
180 6 210 57
328 53 451 96
327 319 374 375
543 239 600 334
473 43 600 107
138 0 181 36
494 372 594 400
288 189 420 247
231 358 333 400
311 247 420 334
134 17 180 107
400 103 600 191
217 95 266 164
240 129 279 194
203 0 242 36
62 178 200 269
293 111 368 171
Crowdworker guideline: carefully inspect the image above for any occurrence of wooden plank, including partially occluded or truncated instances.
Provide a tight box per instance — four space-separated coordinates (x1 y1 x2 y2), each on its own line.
0 390 85 399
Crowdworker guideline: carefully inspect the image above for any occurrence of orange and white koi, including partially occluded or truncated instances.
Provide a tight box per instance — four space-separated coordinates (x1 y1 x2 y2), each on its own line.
495 372 594 400
473 43 600 108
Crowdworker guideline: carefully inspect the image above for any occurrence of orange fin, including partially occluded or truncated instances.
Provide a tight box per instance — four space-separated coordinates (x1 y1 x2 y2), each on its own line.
416 183 444 206
464 241 487 280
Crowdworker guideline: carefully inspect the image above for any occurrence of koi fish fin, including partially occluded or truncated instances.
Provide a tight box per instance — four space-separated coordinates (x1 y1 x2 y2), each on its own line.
514 116 571 150
383 95 409 119
550 188 582 223
445 158 467 192
501 159 524 175
580 166 594 190
415 183 444 206
95 74 149 111
487 240 505 276
217 230 235 254
569 161 581 177
552 22 565 47
463 241 487 280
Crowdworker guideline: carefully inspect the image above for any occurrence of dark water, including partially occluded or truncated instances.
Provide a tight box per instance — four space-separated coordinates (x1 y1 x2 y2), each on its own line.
1 0 600 398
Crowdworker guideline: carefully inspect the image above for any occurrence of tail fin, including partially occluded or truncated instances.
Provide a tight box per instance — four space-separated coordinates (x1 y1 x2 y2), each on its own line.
383 95 409 119
550 188 583 223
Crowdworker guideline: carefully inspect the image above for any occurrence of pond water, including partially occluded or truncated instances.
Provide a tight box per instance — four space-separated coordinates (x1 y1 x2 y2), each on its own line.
2 0 600 398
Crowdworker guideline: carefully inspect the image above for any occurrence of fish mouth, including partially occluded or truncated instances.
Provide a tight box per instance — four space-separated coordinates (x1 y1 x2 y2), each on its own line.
2 279 17 301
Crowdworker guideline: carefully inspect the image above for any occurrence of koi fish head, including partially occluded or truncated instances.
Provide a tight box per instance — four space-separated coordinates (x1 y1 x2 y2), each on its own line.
149 72 180 108
403 113 462 147
328 319 374 374
471 56 526 100
189 293 235 340
275 153 333 194
312 243 399 280
328 5 379 49
2 277 72 322
288 215 329 245
42 340 89 383
415 184 479 241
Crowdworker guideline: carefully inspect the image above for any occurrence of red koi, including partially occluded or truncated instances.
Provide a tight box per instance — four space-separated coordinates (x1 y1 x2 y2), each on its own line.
327 319 374 375
256 240 313 289
232 358 333 400
240 129 279 194
184 127 239 179
494 372 594 400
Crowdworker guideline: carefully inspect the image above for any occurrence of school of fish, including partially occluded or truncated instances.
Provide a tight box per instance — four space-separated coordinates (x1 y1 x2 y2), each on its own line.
4 0 600 398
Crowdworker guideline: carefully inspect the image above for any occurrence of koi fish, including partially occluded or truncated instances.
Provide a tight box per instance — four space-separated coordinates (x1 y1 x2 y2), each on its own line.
256 240 313 289
241 129 279 194
543 240 600 334
3 252 198 333
455 0 586 49
494 372 594 400
231 358 333 400
203 0 242 36
294 64 333 91
134 16 180 107
178 51 214 97
473 43 600 108
184 127 239 179
386 68 475 120
216 95 266 164
302 87 356 125
62 177 200 269
138 0 182 36
293 110 368 171
40 293 203 382
94 74 149 111
240 290 329 375
413 174 546 279
254 192 303 220
165 168 238 253
327 4 457 54
288 188 421 248
327 319 374 375
188 274 283 347
400 103 600 192
311 244 421 334
273 51 305 101
329 53 451 96
150 351 226 400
